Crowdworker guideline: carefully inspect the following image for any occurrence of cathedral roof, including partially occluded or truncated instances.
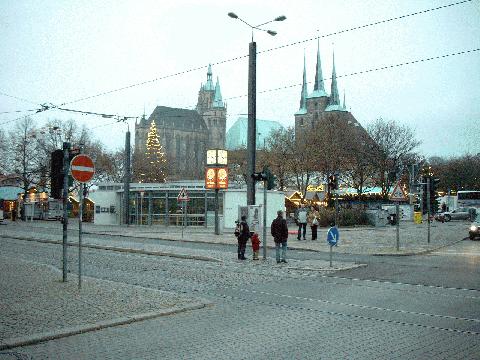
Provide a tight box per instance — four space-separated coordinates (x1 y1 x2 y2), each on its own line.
307 39 328 99
202 64 215 91
139 113 148 127
295 53 308 116
213 77 224 108
148 106 208 132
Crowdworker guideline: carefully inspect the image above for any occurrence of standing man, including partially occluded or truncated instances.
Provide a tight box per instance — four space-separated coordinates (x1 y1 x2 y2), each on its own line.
271 210 288 264
296 204 308 240
237 215 250 260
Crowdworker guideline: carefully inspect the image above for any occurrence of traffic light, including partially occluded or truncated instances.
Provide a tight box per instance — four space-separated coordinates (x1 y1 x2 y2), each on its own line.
251 172 266 182
50 149 64 199
263 166 276 190
328 174 338 191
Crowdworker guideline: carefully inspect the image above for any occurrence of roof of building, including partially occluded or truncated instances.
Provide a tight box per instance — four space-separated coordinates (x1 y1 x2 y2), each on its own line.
308 39 328 99
226 117 285 150
0 186 23 200
212 77 224 108
148 106 208 132
201 64 215 91
295 53 308 115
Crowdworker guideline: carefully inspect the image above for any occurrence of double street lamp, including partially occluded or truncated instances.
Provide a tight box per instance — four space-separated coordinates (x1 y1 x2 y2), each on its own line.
228 12 286 205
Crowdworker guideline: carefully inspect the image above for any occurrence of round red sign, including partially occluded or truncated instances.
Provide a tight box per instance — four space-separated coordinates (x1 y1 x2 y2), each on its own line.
70 154 95 183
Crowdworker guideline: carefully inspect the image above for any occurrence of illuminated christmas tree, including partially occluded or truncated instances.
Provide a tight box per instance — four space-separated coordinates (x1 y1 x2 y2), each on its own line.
139 120 167 183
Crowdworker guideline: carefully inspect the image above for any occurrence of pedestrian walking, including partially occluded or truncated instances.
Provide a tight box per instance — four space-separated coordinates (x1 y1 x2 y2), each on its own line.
271 210 288 263
295 204 308 240
308 206 319 240
237 215 250 260
251 233 260 260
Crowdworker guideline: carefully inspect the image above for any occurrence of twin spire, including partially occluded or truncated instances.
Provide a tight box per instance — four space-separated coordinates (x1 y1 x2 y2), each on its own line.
200 64 224 109
296 41 347 113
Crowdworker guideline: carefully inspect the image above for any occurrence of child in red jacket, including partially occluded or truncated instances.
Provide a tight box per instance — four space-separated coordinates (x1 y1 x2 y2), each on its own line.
251 233 260 260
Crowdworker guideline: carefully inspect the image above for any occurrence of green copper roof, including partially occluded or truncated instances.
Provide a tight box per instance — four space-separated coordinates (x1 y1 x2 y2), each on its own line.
213 77 224 108
328 51 340 107
308 39 328 99
226 118 285 150
295 53 308 115
202 64 214 91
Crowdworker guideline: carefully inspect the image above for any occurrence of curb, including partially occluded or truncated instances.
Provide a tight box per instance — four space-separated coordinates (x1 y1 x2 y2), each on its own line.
286 263 368 272
0 302 210 351
370 237 467 256
1 235 223 263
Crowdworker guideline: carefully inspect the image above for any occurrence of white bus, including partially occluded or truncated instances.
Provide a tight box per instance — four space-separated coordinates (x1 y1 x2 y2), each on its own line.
457 191 480 209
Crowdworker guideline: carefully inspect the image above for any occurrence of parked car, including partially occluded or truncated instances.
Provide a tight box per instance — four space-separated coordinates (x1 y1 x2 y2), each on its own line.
441 207 476 222
469 221 480 240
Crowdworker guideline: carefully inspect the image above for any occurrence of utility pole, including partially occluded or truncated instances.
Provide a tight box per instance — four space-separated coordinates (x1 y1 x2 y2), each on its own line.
427 177 431 243
263 180 267 260
124 128 131 225
62 142 70 282
77 144 85 290
247 40 257 205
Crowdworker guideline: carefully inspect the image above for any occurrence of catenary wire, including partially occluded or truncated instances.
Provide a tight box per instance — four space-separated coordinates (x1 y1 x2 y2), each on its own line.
58 0 474 106
1 47 478 126
225 48 480 100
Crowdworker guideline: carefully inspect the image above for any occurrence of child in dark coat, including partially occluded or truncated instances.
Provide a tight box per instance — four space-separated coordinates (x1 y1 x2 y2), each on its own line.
251 233 260 260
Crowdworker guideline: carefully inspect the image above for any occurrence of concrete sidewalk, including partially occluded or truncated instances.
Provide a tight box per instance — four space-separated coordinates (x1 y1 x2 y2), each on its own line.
68 219 468 255
2 219 469 256
0 255 210 351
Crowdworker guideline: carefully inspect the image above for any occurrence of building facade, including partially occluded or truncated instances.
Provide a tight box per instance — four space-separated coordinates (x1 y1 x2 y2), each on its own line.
134 64 226 180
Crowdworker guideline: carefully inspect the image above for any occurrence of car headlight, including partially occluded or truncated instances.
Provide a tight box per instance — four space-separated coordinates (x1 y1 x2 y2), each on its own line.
470 225 478 232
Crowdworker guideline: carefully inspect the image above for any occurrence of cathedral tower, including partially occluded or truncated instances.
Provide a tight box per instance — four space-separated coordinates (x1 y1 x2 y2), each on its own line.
196 64 226 149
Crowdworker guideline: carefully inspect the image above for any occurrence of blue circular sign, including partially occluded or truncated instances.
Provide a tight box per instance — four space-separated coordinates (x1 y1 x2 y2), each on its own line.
327 226 339 246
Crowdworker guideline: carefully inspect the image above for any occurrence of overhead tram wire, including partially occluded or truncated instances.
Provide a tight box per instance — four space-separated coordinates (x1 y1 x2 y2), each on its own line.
0 91 42 106
260 0 475 55
1 47 478 126
224 48 480 101
57 0 473 107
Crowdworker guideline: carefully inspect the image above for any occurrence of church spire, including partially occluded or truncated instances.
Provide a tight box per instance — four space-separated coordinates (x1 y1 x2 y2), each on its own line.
329 51 340 106
309 39 327 98
295 53 308 115
213 77 224 108
204 64 214 91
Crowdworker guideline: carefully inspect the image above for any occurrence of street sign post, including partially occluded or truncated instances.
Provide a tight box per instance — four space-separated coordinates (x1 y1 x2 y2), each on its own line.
389 182 407 251
70 153 95 290
327 226 339 267
177 187 189 238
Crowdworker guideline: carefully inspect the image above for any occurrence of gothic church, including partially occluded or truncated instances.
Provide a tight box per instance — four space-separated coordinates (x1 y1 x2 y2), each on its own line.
134 65 226 180
294 41 364 138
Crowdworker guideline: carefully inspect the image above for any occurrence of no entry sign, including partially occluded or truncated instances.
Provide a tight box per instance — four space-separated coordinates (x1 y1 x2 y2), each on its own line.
70 154 95 183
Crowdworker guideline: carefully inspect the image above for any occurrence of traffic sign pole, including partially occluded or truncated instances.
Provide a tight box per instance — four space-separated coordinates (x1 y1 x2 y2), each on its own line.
78 182 83 289
330 244 333 267
396 202 400 251
62 142 70 282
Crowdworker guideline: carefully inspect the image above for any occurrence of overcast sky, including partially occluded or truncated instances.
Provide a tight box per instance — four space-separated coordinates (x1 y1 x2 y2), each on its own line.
1 0 479 157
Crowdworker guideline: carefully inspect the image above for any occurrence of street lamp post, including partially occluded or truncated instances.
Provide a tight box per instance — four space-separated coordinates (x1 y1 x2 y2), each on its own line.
228 12 286 205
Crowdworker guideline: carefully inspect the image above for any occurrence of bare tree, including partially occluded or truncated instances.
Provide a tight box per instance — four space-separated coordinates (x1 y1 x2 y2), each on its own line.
9 117 39 218
367 118 421 197
262 127 296 191
0 129 9 175
431 153 480 191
